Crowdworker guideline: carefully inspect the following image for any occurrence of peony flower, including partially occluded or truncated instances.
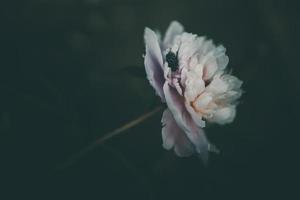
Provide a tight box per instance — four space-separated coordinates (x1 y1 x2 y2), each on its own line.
144 21 242 162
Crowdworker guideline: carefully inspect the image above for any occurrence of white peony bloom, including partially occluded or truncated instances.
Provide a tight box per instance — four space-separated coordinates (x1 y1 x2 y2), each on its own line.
144 21 243 162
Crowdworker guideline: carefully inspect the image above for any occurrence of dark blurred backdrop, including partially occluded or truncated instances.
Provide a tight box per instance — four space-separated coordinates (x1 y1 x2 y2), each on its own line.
1 0 299 199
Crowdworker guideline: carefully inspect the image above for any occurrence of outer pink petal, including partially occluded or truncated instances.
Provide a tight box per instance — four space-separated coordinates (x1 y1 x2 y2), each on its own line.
161 109 194 157
163 82 211 162
144 28 165 101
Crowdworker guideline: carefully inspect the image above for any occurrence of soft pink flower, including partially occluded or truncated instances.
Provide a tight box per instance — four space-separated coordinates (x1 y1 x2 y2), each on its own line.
144 21 242 161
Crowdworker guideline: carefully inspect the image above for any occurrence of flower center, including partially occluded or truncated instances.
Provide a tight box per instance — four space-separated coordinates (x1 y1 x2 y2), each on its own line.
166 51 179 72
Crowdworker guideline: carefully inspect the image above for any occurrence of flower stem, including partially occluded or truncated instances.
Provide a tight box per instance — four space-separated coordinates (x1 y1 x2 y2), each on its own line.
54 106 163 172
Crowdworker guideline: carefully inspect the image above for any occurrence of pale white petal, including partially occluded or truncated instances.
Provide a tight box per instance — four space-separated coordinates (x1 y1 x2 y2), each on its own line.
163 21 184 50
215 46 229 70
203 58 218 81
194 92 213 109
222 74 243 90
197 39 214 57
184 71 205 101
210 106 236 125
185 101 206 128
205 73 229 94
202 46 229 81
177 33 199 64
215 90 242 104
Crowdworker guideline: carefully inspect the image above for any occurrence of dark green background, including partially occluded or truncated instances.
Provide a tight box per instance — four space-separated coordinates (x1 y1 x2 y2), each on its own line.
1 0 299 199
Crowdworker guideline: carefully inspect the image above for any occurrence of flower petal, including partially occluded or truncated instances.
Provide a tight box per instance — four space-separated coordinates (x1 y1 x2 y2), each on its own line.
221 74 243 91
215 46 229 71
177 33 199 63
185 101 206 128
163 21 184 50
202 46 229 81
163 82 189 133
163 82 211 161
161 109 194 157
144 27 165 101
184 69 205 101
210 106 236 125
205 73 228 94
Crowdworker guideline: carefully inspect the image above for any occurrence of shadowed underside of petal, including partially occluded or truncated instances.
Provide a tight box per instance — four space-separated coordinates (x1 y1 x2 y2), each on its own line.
144 28 165 101
163 82 211 162
161 109 194 157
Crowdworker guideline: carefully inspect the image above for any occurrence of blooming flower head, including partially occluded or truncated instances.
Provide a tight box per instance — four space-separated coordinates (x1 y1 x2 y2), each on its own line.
144 21 242 162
